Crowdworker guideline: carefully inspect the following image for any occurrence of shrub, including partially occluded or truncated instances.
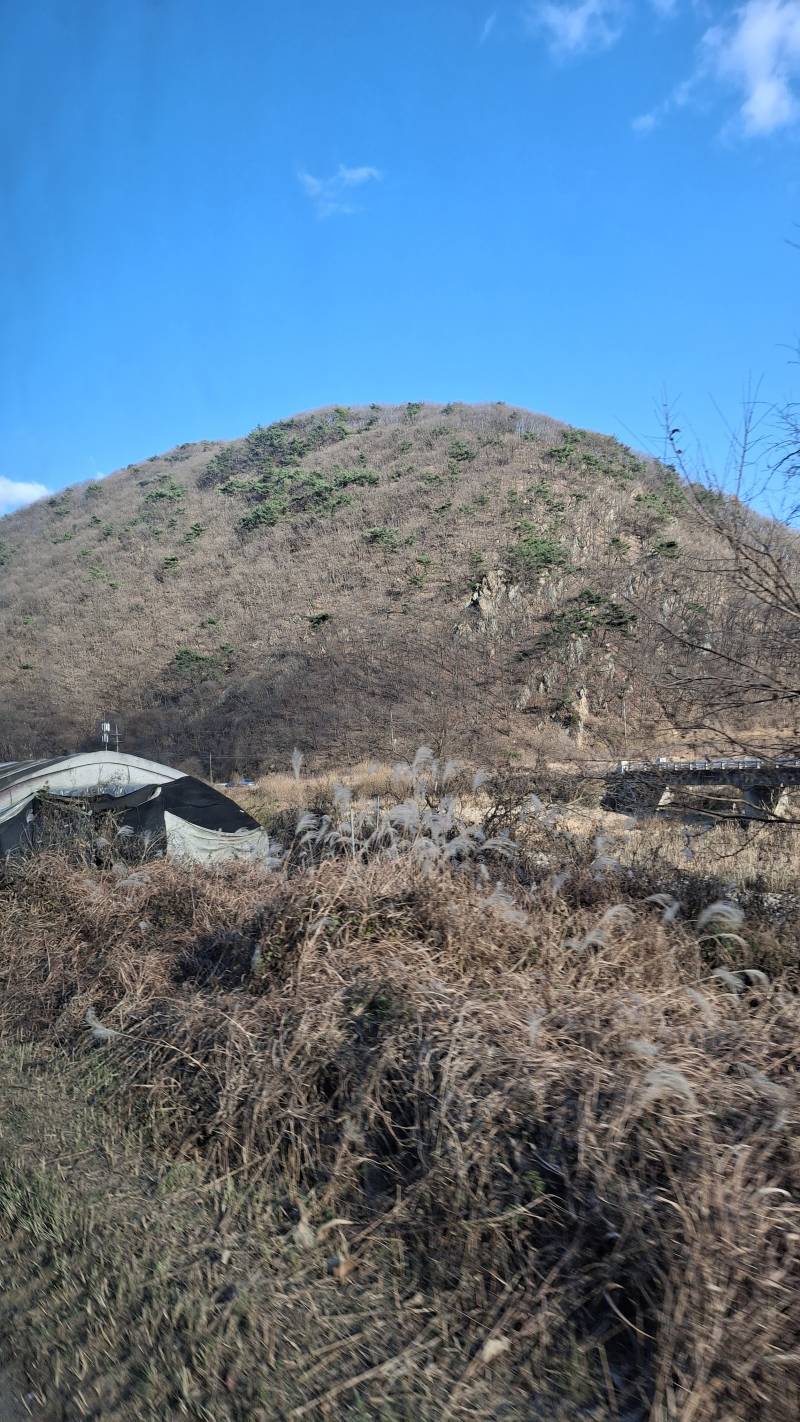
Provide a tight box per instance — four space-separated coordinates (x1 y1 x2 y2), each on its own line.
336 466 379 488
539 588 637 644
508 523 568 580
238 466 377 533
171 646 230 680
651 538 680 559
691 481 725 509
364 526 402 551
201 445 239 487
145 477 186 503
425 423 448 442
527 480 566 515
546 429 585 464
201 415 350 491
240 499 287 531
634 475 686 526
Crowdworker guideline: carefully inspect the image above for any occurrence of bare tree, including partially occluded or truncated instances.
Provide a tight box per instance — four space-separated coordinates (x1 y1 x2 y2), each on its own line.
639 393 800 760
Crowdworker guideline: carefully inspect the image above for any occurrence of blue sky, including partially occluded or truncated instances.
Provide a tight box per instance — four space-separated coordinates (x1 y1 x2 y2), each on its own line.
1 0 799 512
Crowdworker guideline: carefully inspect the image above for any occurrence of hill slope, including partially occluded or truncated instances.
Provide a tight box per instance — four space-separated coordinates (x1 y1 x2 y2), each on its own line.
0 402 776 773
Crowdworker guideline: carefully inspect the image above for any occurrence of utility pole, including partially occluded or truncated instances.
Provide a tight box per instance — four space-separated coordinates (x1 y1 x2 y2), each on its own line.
100 716 121 751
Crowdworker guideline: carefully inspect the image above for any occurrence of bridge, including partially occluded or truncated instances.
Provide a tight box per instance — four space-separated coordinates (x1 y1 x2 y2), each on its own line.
601 755 800 820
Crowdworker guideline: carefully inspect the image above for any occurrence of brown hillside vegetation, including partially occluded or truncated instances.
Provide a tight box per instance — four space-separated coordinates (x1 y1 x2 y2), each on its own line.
3 403 796 773
0 775 799 1420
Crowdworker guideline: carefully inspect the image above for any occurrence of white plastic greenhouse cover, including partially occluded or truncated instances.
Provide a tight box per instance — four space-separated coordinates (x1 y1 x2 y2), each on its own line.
0 752 269 864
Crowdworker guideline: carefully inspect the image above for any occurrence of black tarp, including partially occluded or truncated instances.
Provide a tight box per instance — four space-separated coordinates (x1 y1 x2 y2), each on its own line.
0 804 33 856
0 775 260 856
160 778 260 832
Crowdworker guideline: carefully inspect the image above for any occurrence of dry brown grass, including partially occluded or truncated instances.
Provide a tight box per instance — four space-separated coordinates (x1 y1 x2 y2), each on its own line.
232 760 399 824
1 833 798 1419
536 802 800 965
620 812 800 894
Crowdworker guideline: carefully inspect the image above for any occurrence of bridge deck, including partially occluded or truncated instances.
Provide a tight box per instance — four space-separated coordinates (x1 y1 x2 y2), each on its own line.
608 756 800 787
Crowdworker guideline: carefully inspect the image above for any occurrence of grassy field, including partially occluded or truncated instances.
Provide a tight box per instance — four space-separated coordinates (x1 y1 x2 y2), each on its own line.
1 763 799 1420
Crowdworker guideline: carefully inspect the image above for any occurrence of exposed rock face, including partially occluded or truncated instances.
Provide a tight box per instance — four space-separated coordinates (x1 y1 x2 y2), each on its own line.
575 687 589 748
468 570 519 631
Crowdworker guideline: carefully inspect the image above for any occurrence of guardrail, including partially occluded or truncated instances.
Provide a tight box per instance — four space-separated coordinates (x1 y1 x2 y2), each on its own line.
613 757 800 775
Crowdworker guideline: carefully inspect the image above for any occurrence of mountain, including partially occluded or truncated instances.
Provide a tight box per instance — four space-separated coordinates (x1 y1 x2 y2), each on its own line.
0 402 769 774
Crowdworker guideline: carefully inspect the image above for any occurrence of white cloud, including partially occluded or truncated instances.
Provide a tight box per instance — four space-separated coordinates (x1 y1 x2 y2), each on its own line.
339 164 382 186
634 1 800 137
525 0 626 55
633 75 696 132
480 11 498 43
298 164 382 218
704 1 800 136
524 0 800 138
524 0 683 62
0 476 48 516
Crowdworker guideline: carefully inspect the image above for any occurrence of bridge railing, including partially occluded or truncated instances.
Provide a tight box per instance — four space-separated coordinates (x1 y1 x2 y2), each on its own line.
612 756 800 776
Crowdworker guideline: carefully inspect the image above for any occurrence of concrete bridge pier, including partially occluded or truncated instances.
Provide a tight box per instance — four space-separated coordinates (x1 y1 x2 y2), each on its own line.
740 785 790 822
630 783 674 816
602 778 673 815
